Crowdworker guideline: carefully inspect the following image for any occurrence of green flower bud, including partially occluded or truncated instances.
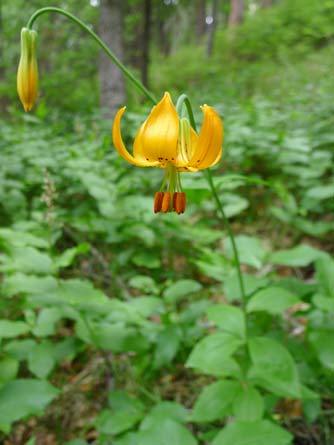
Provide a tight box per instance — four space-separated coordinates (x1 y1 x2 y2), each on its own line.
17 27 38 112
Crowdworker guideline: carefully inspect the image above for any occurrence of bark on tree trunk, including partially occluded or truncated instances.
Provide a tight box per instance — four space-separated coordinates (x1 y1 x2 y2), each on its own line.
141 0 152 88
99 0 125 119
260 0 273 7
206 0 219 56
195 0 207 42
228 0 245 27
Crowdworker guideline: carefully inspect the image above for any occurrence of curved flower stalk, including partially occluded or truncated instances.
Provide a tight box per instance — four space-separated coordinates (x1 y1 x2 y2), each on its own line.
112 92 223 214
17 28 38 112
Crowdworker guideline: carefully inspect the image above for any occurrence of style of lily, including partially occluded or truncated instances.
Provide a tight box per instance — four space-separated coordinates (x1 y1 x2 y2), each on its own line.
112 92 223 214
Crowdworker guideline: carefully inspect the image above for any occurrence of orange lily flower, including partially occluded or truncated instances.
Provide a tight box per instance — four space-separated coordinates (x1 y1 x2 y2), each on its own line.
112 92 223 214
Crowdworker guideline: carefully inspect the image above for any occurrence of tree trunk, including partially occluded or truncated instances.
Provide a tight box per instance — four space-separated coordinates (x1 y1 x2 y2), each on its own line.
206 0 219 56
260 0 273 7
228 0 245 27
195 0 207 42
99 0 125 119
141 0 152 88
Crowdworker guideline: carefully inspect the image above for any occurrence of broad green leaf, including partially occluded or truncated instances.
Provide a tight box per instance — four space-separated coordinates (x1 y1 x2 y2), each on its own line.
305 185 334 200
4 339 37 361
212 420 292 445
163 280 202 303
0 229 48 249
54 243 90 269
191 380 239 422
140 402 188 430
153 325 180 369
0 357 19 387
27 340 56 379
312 294 333 312
116 419 197 445
232 386 264 422
0 379 59 433
247 287 299 315
248 337 301 398
186 333 242 377
132 252 161 269
269 244 324 267
0 320 30 339
309 330 334 370
29 279 111 313
128 275 159 294
128 297 164 317
301 386 321 423
0 246 53 275
2 273 57 297
224 235 268 269
224 273 269 302
207 304 246 339
32 308 63 337
96 403 144 435
316 255 334 298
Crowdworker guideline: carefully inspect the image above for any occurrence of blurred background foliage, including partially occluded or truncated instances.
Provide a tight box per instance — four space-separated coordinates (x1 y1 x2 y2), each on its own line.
0 0 334 444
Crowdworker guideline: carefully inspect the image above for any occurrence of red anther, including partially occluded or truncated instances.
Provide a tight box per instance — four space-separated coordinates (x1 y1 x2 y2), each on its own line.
173 192 186 214
161 192 171 213
154 191 164 213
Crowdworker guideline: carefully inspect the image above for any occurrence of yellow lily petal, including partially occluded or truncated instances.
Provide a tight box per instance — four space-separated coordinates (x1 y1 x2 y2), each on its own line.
112 107 159 167
188 105 223 170
133 92 179 163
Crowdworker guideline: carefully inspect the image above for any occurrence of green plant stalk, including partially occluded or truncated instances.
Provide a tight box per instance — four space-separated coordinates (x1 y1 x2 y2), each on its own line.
176 94 247 328
26 7 247 332
26 7 157 105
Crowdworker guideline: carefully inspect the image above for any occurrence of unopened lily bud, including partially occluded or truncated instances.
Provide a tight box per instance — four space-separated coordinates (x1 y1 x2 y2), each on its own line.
17 27 38 112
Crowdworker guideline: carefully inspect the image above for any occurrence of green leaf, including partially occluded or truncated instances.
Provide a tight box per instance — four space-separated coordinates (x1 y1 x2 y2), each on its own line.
140 402 188 430
132 252 161 269
27 340 56 379
186 333 242 377
128 275 159 294
163 280 202 303
247 287 299 315
0 379 59 433
2 274 58 297
224 272 269 302
207 305 246 339
191 380 239 422
116 419 197 445
154 325 180 369
316 255 334 298
269 244 324 267
0 320 30 339
305 185 334 200
0 246 53 275
212 420 292 445
128 297 163 317
224 235 268 269
232 386 264 422
0 228 48 249
309 330 334 370
248 337 301 398
4 339 37 361
312 294 333 312
0 357 19 387
32 308 63 337
54 243 90 269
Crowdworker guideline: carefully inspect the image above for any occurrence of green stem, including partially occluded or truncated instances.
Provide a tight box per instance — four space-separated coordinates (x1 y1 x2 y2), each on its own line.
176 94 247 330
26 7 157 105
